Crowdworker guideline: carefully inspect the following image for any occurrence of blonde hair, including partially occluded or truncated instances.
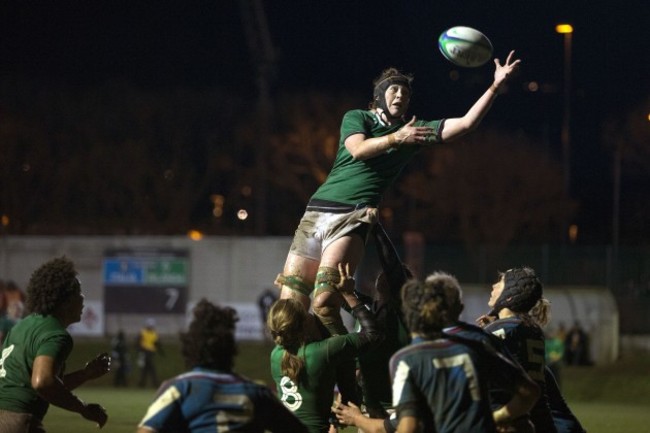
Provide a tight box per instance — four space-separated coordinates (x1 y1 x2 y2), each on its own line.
529 297 552 327
267 299 307 382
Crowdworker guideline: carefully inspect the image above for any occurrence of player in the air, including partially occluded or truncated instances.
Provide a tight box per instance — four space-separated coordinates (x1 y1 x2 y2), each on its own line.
391 271 539 433
275 51 522 337
267 263 382 433
137 299 307 433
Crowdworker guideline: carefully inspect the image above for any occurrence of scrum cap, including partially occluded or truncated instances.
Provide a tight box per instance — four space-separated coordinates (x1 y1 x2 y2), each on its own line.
373 70 412 116
493 267 543 313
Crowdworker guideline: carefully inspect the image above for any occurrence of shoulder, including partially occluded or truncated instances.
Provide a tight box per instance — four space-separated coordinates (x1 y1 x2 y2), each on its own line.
18 315 70 341
485 317 521 331
341 109 376 129
343 109 372 119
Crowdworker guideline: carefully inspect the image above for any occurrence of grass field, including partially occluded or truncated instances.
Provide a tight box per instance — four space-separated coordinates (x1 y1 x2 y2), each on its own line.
43 339 650 433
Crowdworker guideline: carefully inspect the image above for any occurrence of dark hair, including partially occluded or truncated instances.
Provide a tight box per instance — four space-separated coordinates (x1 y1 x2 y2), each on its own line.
370 67 414 110
401 271 463 339
180 299 239 370
26 256 80 315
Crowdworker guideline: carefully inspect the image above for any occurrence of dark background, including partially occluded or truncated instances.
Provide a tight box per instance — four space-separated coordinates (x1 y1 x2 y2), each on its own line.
0 0 648 243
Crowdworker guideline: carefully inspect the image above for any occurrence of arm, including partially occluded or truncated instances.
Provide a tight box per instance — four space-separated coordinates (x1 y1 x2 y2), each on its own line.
492 375 539 425
32 355 108 428
345 117 435 160
441 50 521 142
335 263 382 346
489 350 540 426
396 416 420 433
62 352 111 390
373 222 409 298
333 402 387 433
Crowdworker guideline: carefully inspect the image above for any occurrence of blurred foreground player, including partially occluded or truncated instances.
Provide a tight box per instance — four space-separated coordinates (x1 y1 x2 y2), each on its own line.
137 299 306 433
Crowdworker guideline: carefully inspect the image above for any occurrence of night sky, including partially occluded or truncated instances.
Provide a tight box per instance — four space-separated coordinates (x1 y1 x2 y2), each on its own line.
1 0 648 242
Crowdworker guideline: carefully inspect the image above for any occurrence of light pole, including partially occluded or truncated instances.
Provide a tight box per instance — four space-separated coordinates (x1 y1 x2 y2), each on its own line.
556 24 573 198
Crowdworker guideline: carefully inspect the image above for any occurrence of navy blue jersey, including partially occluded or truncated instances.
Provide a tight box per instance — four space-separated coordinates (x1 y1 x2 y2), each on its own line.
138 367 307 433
485 317 558 433
545 367 586 433
390 336 525 433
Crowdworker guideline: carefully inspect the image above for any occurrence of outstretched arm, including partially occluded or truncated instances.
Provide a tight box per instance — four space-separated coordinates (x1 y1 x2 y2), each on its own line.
441 50 521 142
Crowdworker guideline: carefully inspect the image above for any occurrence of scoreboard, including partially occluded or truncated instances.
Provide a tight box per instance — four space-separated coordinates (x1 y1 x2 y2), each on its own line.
103 249 188 314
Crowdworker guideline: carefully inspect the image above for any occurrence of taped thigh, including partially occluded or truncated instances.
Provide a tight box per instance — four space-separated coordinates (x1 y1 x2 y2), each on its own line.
313 266 341 298
274 273 312 298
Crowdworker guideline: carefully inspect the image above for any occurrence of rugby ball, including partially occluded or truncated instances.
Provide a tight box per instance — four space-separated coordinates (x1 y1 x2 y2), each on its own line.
438 26 493 68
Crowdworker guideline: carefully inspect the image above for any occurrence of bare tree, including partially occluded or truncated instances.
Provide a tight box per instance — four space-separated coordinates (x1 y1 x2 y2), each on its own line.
396 129 577 247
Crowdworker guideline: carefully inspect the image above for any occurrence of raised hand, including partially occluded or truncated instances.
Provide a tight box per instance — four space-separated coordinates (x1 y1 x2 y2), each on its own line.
493 50 521 88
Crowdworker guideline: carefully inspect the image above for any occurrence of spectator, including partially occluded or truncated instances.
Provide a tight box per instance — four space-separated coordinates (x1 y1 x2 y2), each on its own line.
546 326 566 388
136 318 163 388
257 288 278 338
0 300 24 344
111 330 130 387
564 321 590 366
0 256 109 432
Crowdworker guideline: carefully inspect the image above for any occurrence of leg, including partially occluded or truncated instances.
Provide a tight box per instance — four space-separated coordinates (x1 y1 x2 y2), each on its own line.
276 253 319 312
312 234 366 336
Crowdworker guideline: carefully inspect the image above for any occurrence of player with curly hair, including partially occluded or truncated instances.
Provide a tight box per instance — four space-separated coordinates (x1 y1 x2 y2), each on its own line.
391 272 539 433
0 256 110 432
138 299 307 433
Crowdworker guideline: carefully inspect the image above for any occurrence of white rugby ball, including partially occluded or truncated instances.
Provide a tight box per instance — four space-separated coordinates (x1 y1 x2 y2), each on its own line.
438 26 493 68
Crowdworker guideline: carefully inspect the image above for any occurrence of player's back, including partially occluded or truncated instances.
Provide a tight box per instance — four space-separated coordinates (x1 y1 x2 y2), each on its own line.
485 317 558 433
390 337 496 433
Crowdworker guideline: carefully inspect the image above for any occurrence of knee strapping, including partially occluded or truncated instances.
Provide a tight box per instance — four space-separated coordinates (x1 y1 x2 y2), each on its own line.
274 273 312 297
313 266 340 297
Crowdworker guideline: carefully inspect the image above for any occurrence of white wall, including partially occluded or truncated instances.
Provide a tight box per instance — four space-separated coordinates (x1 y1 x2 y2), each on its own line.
0 236 620 364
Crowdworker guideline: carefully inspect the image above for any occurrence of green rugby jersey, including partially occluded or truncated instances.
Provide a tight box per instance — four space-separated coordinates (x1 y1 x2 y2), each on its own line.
311 109 443 206
0 314 72 420
270 333 364 433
